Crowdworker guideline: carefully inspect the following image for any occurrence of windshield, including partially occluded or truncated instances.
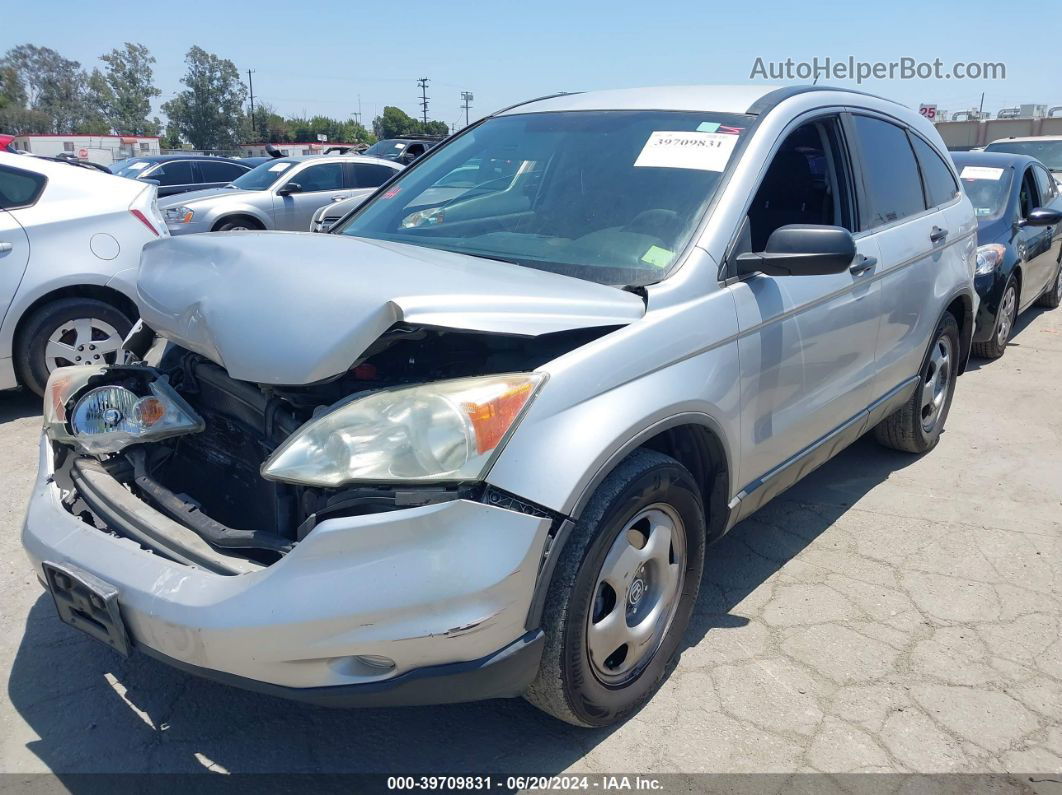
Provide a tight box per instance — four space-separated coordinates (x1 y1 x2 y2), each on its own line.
110 159 154 178
230 158 298 190
337 110 752 286
956 163 1014 221
362 140 412 160
984 140 1062 171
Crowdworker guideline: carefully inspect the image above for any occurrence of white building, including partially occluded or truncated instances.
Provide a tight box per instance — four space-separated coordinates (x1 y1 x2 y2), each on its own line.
238 142 362 157
12 134 161 165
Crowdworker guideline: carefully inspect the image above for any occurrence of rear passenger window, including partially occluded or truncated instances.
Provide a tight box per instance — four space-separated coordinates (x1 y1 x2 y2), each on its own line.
852 115 926 227
150 161 195 186
199 161 248 182
353 164 397 188
910 135 959 207
0 165 46 209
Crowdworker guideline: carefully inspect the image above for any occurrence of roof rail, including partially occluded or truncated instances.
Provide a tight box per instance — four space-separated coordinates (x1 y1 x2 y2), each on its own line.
489 92 582 117
745 84 901 115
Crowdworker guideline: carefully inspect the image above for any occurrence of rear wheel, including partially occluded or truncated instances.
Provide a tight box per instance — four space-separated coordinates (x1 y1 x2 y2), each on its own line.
874 312 959 454
525 449 705 727
1037 262 1062 309
973 279 1017 359
16 298 132 396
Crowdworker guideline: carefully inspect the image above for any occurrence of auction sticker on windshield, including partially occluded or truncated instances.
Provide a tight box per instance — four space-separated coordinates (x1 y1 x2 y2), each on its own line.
269 162 293 172
635 131 740 172
960 165 1004 181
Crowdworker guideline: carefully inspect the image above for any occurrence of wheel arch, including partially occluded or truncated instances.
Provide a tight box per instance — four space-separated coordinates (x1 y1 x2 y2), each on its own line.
944 290 975 375
13 284 138 352
211 213 266 232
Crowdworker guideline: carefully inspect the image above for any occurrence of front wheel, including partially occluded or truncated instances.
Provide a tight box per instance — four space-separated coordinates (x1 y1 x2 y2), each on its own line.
973 278 1017 359
525 449 706 727
874 312 959 454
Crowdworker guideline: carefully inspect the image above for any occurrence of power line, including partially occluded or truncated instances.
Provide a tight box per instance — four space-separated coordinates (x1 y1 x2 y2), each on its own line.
417 77 430 125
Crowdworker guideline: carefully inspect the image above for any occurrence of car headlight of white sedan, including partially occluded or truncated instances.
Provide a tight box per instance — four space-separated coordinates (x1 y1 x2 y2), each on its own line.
261 373 546 485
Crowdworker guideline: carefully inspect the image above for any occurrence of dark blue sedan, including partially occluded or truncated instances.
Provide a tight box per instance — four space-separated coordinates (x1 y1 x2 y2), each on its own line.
952 151 1062 359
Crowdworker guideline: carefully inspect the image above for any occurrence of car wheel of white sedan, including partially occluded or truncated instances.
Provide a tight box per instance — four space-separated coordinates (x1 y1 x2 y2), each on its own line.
16 298 133 396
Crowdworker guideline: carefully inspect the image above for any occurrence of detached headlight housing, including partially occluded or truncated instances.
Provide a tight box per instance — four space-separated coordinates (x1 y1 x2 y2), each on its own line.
262 373 546 486
163 206 194 224
44 366 204 454
975 244 1006 275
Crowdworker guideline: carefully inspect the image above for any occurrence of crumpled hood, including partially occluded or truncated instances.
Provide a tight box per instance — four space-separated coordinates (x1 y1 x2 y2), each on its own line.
157 187 256 208
136 231 645 384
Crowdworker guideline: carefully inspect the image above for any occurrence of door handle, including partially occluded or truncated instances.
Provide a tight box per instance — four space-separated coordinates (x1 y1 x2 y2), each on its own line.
0 241 13 254
930 226 949 243
850 254 877 275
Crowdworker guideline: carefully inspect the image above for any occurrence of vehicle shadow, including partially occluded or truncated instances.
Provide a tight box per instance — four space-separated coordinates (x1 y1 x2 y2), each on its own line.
0 388 41 424
6 435 917 781
963 303 1049 372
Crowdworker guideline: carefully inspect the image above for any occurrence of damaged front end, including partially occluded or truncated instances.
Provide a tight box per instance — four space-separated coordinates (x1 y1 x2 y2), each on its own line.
44 322 607 569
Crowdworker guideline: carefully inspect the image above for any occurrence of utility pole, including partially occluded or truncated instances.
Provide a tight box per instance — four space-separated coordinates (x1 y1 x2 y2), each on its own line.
247 69 256 138
461 91 473 127
417 77 430 125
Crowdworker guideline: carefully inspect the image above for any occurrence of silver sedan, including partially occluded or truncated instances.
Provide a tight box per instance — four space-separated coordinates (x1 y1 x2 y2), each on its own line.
159 155 402 235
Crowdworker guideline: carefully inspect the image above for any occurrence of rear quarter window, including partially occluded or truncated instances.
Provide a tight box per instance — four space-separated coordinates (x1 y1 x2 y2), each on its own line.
0 165 47 209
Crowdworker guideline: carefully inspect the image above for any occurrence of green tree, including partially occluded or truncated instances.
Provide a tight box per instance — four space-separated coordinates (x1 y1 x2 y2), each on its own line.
1 44 89 133
98 43 161 135
373 106 421 139
0 65 26 111
161 46 246 150
79 69 113 134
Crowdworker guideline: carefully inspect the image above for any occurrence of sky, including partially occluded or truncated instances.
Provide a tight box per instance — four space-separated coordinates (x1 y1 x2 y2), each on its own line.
4 0 1059 130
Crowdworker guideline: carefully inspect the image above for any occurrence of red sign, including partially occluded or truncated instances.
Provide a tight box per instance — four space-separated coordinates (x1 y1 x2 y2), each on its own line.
77 148 88 159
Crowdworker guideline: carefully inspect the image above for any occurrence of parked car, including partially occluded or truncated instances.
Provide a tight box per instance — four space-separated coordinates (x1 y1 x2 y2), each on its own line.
308 160 403 232
158 155 402 234
23 85 976 727
983 136 1062 186
0 151 164 395
360 135 443 164
951 151 1062 358
109 155 255 198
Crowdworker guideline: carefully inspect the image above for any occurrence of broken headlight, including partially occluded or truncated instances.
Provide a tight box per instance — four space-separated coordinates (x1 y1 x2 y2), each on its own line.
261 373 546 486
44 366 204 454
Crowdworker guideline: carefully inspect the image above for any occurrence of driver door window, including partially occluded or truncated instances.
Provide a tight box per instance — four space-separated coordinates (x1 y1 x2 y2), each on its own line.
729 114 883 512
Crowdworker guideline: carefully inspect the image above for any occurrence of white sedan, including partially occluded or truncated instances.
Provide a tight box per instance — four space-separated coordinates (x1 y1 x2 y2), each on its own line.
0 152 166 394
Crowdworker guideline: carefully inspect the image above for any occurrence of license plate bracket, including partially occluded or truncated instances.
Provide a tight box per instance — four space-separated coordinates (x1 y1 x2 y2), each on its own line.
43 561 130 656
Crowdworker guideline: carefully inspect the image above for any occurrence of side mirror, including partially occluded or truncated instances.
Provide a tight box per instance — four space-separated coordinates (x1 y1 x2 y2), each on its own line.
276 182 303 196
1020 207 1062 227
736 225 856 276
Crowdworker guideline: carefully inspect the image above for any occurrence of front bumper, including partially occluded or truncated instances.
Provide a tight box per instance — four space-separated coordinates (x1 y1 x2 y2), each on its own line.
164 218 212 236
22 436 551 701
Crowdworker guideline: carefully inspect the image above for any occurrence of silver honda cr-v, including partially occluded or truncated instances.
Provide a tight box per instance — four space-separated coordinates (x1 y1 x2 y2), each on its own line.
22 85 977 727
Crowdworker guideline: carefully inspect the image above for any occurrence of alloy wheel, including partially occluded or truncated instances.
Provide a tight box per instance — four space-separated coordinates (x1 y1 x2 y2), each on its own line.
44 318 123 373
997 285 1017 348
920 333 953 433
586 504 686 685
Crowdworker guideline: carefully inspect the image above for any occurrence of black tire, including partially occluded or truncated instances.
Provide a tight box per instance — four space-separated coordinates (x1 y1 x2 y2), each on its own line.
524 449 706 727
972 278 1017 359
214 216 261 232
15 298 133 396
1037 261 1062 309
874 312 959 454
